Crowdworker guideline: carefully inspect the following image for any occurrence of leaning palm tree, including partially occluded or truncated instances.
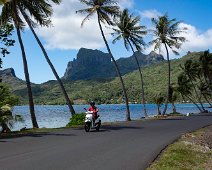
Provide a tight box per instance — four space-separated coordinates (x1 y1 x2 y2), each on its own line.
180 59 206 111
149 13 186 115
177 73 203 112
111 9 148 117
76 0 131 120
0 0 40 128
18 0 76 115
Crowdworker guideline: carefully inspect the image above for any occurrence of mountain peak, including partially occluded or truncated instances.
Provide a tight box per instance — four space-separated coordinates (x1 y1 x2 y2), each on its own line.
0 68 16 78
63 48 164 80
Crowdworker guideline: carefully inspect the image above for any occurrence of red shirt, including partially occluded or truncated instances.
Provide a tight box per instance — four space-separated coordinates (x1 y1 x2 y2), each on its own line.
88 106 98 118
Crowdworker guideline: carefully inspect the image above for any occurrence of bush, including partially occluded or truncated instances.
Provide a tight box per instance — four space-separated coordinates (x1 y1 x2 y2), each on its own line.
66 113 86 127
168 112 183 116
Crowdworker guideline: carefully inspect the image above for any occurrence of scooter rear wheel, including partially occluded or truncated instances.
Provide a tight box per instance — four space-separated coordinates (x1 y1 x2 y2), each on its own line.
84 123 90 132
96 124 100 131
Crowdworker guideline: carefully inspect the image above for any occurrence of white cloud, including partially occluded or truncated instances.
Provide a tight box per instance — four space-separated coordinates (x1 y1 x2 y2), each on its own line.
143 22 212 59
35 0 134 50
179 23 212 52
140 9 162 20
118 0 134 9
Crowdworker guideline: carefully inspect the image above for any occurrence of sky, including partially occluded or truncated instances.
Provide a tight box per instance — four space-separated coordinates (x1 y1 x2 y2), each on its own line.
1 0 212 84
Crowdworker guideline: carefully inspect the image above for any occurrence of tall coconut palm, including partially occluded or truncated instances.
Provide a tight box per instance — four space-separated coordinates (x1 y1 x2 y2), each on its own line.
76 0 131 121
0 0 51 128
111 9 148 117
18 0 76 115
149 14 186 115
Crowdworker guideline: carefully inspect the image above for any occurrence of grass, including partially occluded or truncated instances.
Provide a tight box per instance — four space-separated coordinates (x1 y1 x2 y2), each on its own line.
147 126 212 170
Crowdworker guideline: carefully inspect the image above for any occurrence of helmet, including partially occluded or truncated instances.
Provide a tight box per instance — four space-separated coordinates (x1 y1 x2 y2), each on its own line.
90 101 95 105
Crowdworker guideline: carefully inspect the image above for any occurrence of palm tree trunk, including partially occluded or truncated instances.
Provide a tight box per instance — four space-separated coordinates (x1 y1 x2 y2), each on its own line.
97 12 131 121
1 122 11 133
188 75 205 111
15 26 39 128
203 94 212 107
157 104 161 115
186 95 203 112
163 43 170 115
171 101 177 113
20 10 76 115
127 40 147 117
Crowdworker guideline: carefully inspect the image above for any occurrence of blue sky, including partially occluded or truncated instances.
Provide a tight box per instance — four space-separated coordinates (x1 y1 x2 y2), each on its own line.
1 0 212 83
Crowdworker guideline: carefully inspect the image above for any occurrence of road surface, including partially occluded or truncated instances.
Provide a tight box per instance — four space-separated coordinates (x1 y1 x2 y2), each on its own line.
0 115 212 170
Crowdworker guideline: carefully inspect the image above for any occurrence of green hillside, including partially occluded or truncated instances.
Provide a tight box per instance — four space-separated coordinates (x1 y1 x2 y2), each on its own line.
12 51 202 105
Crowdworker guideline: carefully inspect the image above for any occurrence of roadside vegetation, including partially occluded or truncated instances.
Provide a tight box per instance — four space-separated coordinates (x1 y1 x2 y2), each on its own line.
147 125 212 170
0 83 22 133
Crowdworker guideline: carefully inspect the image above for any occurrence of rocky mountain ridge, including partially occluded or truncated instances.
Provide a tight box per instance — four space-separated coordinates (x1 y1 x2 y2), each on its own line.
63 48 164 80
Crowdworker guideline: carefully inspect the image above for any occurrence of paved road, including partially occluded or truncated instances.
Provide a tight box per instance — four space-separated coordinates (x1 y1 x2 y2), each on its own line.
0 115 212 170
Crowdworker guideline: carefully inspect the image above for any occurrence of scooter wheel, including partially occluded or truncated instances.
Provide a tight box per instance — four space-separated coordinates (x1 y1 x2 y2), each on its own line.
84 123 90 132
96 124 100 131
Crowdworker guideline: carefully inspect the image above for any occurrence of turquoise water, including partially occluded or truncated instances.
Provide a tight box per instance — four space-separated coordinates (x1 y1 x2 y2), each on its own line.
12 104 211 130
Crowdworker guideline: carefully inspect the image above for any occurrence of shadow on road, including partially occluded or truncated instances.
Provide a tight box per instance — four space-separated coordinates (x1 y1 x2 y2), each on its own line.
0 132 76 140
73 124 143 133
156 118 186 121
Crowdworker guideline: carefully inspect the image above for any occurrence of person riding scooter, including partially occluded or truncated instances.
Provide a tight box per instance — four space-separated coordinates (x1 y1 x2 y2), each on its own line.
84 102 101 132
88 101 99 121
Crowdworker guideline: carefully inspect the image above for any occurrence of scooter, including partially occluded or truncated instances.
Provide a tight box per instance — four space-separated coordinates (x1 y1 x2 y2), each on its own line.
84 108 101 132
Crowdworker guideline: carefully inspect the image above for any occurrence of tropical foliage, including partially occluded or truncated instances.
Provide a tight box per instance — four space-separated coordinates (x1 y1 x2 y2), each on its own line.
153 94 164 115
112 8 148 117
0 24 15 68
177 50 212 112
0 83 22 133
66 113 86 127
149 13 187 115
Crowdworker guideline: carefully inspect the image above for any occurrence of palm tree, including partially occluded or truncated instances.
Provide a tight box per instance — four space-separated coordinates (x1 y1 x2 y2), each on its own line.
168 85 177 113
153 94 164 115
199 82 212 107
177 73 203 112
76 0 131 120
18 0 76 115
111 9 148 117
0 83 22 133
0 0 48 128
149 14 186 115
199 50 212 85
180 59 206 111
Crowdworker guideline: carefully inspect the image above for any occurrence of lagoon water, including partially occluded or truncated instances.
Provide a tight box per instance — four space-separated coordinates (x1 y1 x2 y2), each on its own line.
12 104 211 131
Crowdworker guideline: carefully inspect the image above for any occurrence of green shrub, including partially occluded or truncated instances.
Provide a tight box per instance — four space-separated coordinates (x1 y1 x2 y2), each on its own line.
168 112 183 116
66 113 86 127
